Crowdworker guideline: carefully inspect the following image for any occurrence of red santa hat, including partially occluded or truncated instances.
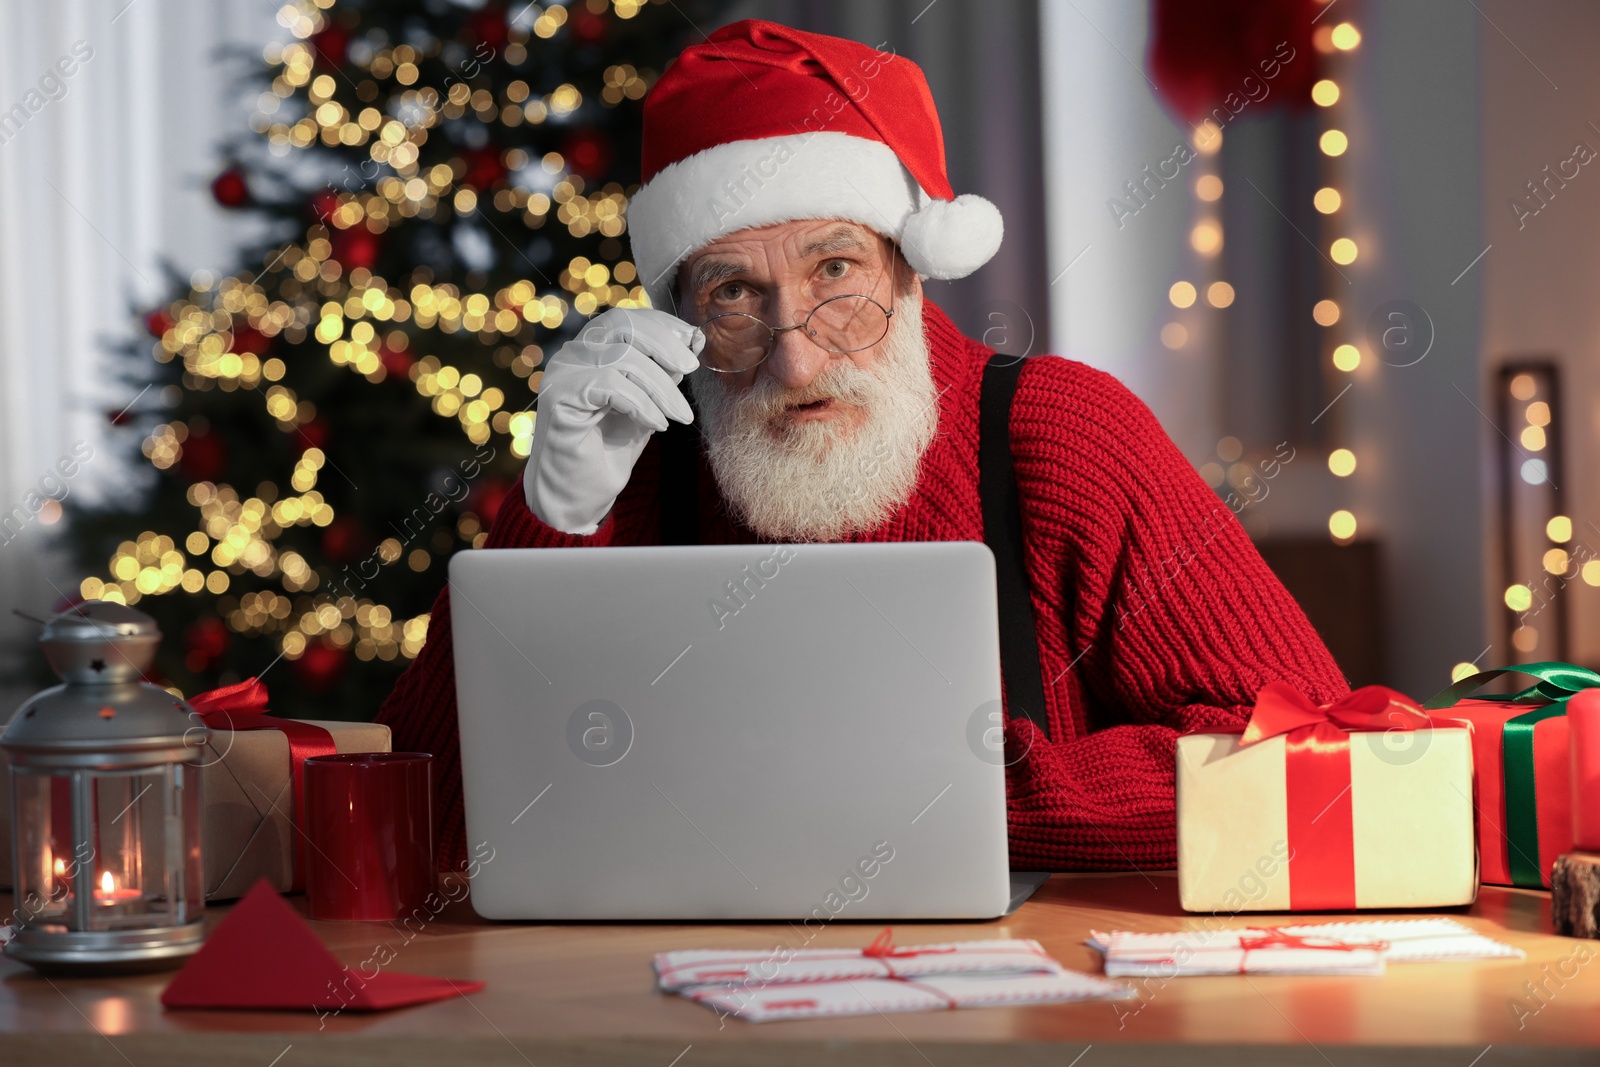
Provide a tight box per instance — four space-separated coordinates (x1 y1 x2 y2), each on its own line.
629 19 1004 309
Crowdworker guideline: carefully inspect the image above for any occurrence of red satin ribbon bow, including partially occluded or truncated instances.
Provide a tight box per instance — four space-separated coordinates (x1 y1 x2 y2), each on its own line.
188 677 338 892
1238 683 1435 910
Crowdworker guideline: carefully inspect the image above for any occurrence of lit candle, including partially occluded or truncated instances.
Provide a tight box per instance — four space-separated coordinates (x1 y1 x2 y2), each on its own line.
94 871 141 904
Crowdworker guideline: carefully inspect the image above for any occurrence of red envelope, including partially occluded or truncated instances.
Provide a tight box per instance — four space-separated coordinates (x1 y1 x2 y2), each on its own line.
162 878 484 1011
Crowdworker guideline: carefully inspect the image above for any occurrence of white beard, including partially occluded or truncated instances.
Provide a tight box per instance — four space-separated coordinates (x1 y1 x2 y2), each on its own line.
688 290 940 542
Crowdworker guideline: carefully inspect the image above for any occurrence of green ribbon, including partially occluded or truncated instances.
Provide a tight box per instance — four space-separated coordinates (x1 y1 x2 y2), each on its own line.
1425 661 1600 887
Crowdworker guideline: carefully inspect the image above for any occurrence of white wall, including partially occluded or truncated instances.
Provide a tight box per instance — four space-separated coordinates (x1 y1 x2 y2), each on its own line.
1039 0 1209 453
1480 0 1600 667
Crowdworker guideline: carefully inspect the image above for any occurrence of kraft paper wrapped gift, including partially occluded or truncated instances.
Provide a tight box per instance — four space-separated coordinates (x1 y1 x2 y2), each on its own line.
199 714 389 901
1177 683 1477 913
0 678 388 899
1421 662 1600 889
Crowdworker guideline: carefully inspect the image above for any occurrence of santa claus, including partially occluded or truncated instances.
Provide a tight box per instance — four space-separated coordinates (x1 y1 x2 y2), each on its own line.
379 19 1347 873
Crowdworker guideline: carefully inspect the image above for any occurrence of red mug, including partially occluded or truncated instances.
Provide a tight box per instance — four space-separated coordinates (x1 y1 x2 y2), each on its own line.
302 752 434 921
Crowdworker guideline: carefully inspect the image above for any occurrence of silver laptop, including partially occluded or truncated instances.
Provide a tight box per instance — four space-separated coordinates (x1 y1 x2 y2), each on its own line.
450 540 1021 920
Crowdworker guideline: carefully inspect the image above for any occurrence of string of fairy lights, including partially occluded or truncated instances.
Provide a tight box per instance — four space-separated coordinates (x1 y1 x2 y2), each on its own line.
1489 369 1575 676
1170 8 1363 522
78 0 657 672
1314 13 1362 545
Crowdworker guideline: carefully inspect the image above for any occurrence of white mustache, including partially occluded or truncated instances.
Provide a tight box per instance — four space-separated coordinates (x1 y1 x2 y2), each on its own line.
735 361 884 423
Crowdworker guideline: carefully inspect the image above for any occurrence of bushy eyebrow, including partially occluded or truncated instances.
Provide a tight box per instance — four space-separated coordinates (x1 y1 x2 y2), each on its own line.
687 258 748 296
799 226 870 258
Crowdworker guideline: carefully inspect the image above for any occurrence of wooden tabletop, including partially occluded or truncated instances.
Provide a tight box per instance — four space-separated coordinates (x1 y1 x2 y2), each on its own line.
3 872 1598 1066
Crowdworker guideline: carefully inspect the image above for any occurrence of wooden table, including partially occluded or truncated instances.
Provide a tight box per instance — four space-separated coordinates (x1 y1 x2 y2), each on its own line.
3 872 1598 1066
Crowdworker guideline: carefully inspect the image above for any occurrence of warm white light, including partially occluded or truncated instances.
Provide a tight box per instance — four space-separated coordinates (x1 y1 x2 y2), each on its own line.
1329 510 1357 542
1512 625 1539 653
1191 222 1223 256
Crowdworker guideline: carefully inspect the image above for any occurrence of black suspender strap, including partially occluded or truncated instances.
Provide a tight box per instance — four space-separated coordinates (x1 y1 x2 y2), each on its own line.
979 355 1051 739
657 382 700 545
656 357 1051 738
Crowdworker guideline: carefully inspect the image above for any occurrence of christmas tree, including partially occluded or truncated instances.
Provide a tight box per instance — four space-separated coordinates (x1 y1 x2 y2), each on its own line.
56 0 724 717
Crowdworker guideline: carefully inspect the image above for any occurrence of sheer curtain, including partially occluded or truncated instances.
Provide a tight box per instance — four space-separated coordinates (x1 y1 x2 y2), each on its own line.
0 0 275 705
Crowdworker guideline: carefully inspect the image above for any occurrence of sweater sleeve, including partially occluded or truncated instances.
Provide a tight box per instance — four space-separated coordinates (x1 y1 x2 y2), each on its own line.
375 435 667 871
1001 356 1350 871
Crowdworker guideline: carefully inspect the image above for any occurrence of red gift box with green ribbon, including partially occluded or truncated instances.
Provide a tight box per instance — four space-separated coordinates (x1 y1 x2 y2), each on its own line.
1423 662 1597 889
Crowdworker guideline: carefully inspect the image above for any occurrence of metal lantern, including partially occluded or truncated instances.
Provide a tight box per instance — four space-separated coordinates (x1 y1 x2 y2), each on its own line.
3 602 207 972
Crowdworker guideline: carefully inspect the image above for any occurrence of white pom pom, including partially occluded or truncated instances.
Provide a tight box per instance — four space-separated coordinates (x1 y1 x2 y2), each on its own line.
899 193 1004 280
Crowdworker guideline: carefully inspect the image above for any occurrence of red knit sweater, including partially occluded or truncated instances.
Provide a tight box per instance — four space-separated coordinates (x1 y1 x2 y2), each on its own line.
377 300 1348 872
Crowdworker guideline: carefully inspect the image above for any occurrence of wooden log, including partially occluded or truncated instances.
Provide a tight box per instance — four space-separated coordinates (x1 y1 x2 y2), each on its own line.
1551 850 1600 938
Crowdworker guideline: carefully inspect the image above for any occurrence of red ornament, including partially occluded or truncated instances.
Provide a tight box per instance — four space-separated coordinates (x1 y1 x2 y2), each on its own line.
212 167 249 208
380 343 415 377
560 129 612 182
459 146 507 191
179 430 229 483
330 226 382 270
1147 0 1322 123
231 324 272 355
467 478 512 528
465 6 509 50
320 516 372 565
183 616 230 673
49 592 87 615
310 24 350 68
144 308 174 338
571 10 607 43
311 189 342 224
292 640 348 696
294 416 330 454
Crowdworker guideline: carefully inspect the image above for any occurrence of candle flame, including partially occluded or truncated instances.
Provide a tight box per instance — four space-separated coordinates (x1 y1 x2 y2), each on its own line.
100 871 115 894
53 858 66 876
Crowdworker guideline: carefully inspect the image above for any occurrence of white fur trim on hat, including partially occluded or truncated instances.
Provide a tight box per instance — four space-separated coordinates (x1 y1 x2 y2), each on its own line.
628 131 1003 309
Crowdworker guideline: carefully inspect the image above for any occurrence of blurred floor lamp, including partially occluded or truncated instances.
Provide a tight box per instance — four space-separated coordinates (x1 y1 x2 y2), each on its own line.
1496 361 1567 663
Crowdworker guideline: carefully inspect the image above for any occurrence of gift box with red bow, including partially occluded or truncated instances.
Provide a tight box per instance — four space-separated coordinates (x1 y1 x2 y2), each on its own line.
0 677 389 899
1421 663 1599 889
1176 683 1477 912
192 678 391 901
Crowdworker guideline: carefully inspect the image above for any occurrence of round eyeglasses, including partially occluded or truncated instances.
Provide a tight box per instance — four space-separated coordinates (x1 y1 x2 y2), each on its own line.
697 292 895 374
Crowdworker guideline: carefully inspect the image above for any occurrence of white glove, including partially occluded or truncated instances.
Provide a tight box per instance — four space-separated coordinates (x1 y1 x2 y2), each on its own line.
523 307 704 534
